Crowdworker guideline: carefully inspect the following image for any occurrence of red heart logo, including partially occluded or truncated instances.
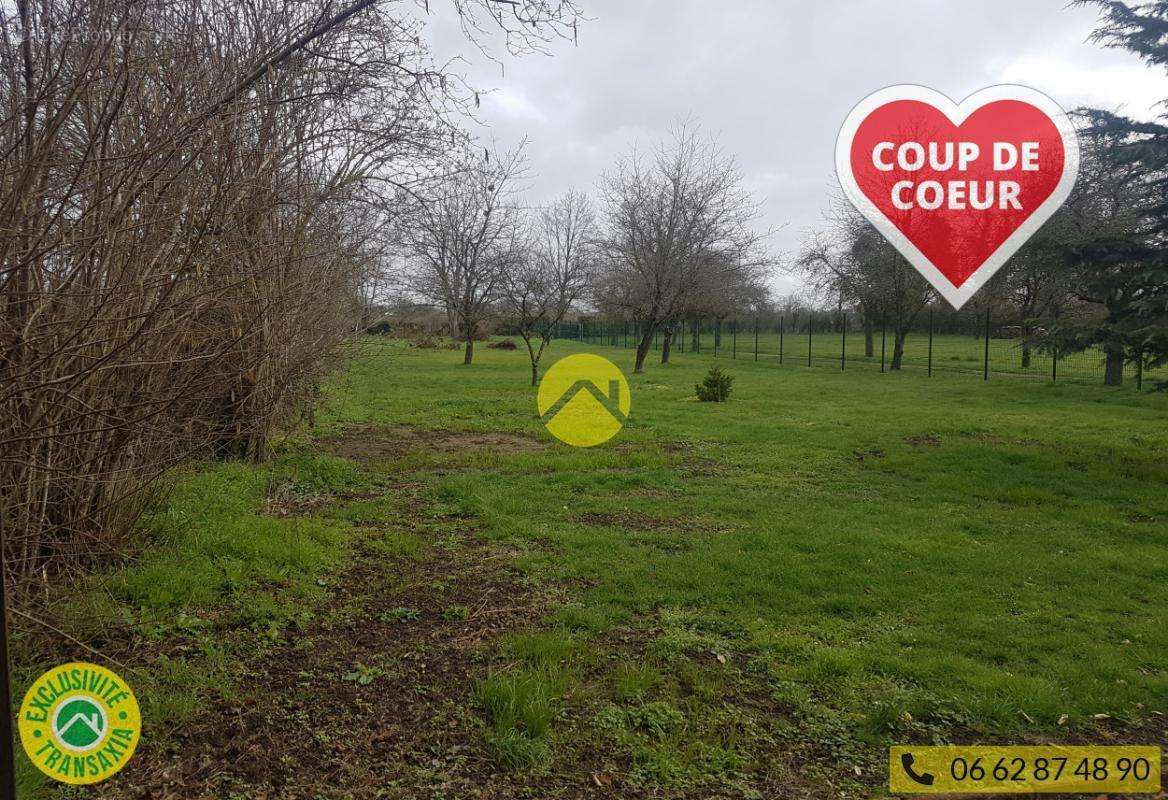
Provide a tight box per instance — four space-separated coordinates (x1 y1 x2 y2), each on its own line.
836 85 1079 309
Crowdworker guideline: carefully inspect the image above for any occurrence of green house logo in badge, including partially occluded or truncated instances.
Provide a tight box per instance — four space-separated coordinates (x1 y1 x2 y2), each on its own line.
53 696 107 751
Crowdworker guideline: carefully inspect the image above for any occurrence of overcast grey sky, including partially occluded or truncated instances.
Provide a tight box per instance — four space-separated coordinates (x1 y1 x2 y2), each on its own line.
430 1 1166 295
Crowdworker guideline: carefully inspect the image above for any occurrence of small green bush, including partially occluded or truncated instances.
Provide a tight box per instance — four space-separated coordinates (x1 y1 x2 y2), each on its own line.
695 367 733 402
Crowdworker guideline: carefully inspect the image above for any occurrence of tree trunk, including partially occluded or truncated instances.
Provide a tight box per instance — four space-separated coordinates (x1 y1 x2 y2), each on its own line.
690 321 699 353
1104 348 1124 386
890 329 907 370
247 431 269 463
634 328 654 373
523 336 539 386
1021 339 1032 369
463 336 474 365
714 321 722 348
661 329 674 364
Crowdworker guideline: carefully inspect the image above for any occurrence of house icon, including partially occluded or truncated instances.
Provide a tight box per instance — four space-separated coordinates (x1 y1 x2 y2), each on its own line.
536 354 631 448
540 379 626 423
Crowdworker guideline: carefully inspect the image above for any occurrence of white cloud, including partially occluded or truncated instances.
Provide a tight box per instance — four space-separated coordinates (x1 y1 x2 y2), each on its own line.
486 87 547 123
994 54 1164 120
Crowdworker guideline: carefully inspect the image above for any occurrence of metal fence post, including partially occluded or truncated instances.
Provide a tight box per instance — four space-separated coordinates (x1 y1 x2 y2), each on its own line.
880 313 886 373
983 308 991 381
928 309 934 377
1137 351 1144 391
1052 307 1059 383
807 314 813 367
841 312 847 371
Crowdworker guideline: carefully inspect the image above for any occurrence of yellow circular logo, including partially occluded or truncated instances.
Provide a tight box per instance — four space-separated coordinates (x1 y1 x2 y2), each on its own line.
19 662 141 785
537 354 631 447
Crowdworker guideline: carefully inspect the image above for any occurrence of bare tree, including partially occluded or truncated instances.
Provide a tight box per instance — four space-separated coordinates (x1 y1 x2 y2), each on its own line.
403 146 527 364
798 196 933 369
502 190 596 385
682 253 771 350
594 124 773 373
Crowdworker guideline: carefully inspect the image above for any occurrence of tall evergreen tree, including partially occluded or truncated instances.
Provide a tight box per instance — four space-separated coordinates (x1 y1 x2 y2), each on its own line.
1063 1 1168 385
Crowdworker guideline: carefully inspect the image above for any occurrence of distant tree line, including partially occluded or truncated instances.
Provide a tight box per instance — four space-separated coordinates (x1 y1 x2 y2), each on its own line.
400 123 775 378
404 0 1168 389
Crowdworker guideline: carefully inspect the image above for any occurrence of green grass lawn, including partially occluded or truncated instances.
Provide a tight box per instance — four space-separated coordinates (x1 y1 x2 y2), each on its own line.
318 337 1167 785
14 335 1167 797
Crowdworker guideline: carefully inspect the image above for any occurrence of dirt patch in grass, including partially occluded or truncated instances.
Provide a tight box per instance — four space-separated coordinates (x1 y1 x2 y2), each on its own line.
657 440 733 478
428 431 544 453
325 424 544 462
905 433 942 448
99 490 771 800
576 510 677 531
680 455 731 478
264 485 383 517
104 499 550 799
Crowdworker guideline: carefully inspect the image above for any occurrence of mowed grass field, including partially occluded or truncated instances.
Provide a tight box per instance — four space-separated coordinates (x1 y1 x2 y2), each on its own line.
14 335 1167 798
319 339 1167 785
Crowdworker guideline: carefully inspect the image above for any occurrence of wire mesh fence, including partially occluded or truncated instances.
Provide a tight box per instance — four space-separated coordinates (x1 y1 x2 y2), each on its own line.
555 310 1165 389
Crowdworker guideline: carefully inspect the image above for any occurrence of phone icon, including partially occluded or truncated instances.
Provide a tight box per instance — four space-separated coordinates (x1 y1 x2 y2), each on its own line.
901 753 935 786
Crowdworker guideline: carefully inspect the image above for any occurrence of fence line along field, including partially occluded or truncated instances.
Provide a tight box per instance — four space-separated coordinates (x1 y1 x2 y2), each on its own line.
571 315 1168 386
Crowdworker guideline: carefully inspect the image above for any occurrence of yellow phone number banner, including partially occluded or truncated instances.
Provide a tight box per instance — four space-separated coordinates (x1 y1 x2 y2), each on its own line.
889 745 1161 794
